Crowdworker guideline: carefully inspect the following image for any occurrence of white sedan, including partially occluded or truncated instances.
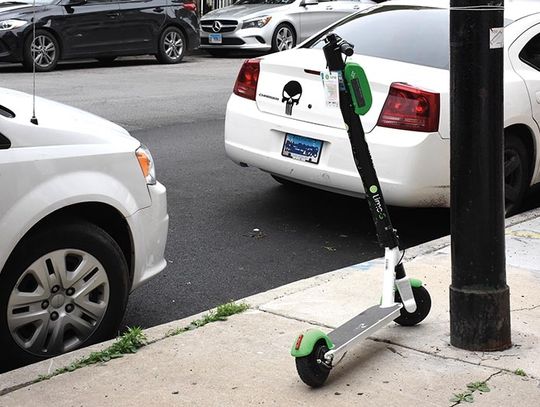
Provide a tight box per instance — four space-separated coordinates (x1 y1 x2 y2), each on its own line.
225 0 540 214
200 0 375 54
0 88 168 371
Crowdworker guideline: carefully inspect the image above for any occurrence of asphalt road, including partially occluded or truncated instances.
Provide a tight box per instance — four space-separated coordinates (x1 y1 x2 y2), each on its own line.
5 54 536 330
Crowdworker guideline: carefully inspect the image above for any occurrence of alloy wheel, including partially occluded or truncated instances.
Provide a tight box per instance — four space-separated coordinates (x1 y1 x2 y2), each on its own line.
164 31 184 61
31 35 57 70
7 249 110 356
276 27 294 51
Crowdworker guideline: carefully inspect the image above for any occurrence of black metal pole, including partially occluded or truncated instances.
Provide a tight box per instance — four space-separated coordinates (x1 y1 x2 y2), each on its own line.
449 0 511 351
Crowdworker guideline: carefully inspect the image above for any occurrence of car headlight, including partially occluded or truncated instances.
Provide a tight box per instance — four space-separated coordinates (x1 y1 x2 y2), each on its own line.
0 19 28 31
136 144 156 185
242 16 272 29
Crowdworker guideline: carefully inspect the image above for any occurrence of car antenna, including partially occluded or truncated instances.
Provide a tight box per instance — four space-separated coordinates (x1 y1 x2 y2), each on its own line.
30 0 38 125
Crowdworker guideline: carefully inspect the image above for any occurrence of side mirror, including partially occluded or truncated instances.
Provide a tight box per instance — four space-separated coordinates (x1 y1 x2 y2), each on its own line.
300 0 319 6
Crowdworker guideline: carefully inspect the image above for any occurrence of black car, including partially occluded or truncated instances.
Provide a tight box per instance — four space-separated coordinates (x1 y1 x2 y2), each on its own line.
0 0 200 71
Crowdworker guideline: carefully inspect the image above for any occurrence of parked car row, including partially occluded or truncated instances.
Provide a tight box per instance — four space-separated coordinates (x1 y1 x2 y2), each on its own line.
0 0 200 72
0 0 378 71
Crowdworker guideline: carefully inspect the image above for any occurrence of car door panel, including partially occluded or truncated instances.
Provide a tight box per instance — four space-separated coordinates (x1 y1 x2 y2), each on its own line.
116 0 167 53
59 0 121 57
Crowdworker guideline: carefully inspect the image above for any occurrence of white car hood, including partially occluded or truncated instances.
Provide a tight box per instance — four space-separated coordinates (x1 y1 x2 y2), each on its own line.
0 87 139 149
202 4 285 20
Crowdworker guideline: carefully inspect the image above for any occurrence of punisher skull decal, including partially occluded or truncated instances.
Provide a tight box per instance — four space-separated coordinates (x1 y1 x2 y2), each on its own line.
282 81 302 115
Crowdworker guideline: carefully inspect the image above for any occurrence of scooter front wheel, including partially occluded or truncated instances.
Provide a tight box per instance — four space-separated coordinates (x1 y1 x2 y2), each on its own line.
295 339 331 387
394 285 431 326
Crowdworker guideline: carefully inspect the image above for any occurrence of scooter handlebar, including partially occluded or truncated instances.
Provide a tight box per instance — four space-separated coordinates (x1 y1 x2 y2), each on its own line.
323 33 354 71
340 42 354 57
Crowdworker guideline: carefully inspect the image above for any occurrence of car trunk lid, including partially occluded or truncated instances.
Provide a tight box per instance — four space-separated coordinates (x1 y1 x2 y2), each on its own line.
255 48 449 136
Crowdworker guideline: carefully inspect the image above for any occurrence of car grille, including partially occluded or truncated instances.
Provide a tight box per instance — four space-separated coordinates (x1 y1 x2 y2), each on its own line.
201 37 245 45
201 19 238 33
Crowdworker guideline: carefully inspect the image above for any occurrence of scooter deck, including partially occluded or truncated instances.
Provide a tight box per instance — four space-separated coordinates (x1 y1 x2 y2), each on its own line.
328 304 401 350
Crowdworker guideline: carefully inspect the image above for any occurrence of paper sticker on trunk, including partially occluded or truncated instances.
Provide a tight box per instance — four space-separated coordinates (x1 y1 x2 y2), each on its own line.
321 71 339 108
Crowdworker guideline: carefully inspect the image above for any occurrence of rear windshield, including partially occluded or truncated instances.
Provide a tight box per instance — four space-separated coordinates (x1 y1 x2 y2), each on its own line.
308 5 514 70
309 6 450 69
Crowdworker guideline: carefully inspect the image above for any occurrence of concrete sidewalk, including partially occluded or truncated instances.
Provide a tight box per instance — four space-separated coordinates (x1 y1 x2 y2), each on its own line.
1 210 540 406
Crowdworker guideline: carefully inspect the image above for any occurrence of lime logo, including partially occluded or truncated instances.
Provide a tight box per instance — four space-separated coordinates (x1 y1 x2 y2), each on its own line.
369 185 378 194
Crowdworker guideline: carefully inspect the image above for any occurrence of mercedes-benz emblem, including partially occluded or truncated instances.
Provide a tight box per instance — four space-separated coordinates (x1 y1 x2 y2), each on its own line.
212 21 222 33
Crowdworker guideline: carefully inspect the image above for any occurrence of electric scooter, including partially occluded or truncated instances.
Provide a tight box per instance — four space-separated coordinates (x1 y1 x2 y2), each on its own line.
290 33 432 388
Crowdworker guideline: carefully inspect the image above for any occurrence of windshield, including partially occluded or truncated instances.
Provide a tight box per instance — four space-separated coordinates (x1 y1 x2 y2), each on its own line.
0 0 57 5
234 0 295 5
308 5 514 70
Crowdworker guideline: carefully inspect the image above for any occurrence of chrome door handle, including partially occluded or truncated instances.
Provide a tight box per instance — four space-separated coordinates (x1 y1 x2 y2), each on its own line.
153 7 164 12
326 6 333 10
107 12 119 18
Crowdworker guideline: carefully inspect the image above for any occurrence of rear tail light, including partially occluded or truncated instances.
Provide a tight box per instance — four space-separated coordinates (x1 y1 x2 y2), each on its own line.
377 82 440 132
184 2 197 12
233 59 260 101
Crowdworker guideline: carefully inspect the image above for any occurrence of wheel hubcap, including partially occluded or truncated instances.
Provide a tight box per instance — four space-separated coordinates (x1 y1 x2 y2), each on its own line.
504 148 523 212
31 35 56 68
164 32 183 60
7 249 110 356
276 28 293 51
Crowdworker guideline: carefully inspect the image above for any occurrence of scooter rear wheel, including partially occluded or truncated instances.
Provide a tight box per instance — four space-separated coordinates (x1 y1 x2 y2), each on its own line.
394 285 431 326
295 339 331 387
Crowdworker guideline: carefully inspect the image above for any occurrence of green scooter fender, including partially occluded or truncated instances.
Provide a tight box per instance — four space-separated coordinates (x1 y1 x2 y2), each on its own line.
410 278 423 288
291 329 334 358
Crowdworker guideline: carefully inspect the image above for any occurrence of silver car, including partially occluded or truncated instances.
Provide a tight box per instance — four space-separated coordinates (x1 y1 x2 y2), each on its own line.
200 0 375 55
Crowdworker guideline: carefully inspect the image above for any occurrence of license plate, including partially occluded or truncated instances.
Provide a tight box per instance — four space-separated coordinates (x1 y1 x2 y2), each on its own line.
208 34 222 44
282 134 323 164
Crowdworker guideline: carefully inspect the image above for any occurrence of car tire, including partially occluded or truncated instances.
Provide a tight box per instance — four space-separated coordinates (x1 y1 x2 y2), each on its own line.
0 221 129 372
271 23 296 52
156 26 186 64
504 134 530 217
22 29 60 72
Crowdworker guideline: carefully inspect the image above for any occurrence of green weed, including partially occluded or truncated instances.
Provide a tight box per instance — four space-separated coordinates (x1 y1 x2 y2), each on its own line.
38 327 146 381
167 302 249 336
514 368 527 377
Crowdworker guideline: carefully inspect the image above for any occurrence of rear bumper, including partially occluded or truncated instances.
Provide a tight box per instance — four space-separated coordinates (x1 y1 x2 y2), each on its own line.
128 182 169 290
225 94 451 208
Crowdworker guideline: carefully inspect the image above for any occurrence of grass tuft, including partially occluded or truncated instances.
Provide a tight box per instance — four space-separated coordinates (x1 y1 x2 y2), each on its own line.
38 327 146 381
167 302 249 337
37 302 250 382
514 368 527 377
